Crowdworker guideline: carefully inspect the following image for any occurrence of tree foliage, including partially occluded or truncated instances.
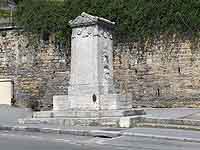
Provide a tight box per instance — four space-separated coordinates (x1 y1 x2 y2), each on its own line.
16 0 200 42
0 9 10 17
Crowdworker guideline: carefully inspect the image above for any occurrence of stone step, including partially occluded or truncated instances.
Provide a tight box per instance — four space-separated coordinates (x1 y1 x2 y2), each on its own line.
19 117 122 127
119 116 200 128
117 116 200 128
140 117 200 126
33 109 145 118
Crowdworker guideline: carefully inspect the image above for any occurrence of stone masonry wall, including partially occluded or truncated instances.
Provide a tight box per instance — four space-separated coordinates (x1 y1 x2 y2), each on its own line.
0 29 70 110
1 28 200 109
113 38 200 107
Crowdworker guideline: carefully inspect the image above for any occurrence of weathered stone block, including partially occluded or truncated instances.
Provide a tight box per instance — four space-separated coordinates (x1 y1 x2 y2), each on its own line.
53 95 69 111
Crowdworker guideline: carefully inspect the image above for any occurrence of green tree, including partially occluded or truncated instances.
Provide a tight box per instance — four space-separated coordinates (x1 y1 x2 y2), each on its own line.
16 0 200 42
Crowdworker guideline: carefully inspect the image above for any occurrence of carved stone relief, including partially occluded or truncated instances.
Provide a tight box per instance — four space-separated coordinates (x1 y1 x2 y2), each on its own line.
103 52 111 81
72 26 113 39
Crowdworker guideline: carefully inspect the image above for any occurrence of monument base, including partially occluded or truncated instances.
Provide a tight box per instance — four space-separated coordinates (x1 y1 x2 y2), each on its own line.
19 94 145 128
33 109 145 118
69 94 132 110
19 116 136 127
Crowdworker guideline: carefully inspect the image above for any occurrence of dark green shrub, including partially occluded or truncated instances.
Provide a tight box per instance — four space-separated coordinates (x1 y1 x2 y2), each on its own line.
16 0 200 42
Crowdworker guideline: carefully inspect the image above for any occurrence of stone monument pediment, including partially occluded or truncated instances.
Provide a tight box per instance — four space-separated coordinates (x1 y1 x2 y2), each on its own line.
69 12 115 28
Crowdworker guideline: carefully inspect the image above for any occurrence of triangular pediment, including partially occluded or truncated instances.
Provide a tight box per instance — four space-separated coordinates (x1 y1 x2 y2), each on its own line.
69 12 115 28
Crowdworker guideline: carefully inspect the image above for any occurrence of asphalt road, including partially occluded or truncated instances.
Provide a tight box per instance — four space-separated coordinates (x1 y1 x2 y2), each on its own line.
1 131 200 150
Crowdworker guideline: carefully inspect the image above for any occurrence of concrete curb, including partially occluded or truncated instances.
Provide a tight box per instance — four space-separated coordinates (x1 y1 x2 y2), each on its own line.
1 125 200 143
136 123 200 131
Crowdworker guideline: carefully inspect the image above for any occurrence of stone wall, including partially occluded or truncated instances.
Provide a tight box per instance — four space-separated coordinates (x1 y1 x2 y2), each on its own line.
113 38 200 107
0 28 200 109
0 29 70 110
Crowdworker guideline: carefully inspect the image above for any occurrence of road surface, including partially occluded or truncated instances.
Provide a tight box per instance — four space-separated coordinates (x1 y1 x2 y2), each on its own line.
0 131 200 150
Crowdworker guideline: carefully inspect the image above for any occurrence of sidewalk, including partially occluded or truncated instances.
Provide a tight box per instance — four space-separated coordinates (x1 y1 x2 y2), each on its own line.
0 105 32 126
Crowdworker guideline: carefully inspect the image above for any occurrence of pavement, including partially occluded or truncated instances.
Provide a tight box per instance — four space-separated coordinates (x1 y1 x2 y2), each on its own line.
0 105 32 125
1 105 200 144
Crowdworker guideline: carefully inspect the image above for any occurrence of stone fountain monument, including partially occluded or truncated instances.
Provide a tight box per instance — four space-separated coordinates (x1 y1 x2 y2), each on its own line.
68 12 132 111
20 13 144 127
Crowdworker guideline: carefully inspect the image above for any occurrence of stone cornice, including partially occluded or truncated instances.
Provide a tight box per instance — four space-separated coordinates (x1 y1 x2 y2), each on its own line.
0 79 13 82
69 12 115 28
